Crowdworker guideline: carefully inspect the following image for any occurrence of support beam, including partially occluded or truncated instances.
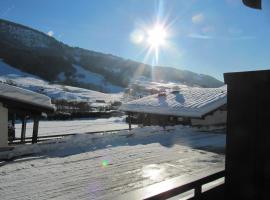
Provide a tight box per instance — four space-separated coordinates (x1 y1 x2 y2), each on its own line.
9 113 16 141
32 117 39 144
21 116 27 143
194 185 202 198
0 103 8 148
128 113 132 131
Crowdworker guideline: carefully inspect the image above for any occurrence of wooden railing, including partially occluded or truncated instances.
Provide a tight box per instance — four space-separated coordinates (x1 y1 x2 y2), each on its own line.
116 166 225 200
9 128 131 144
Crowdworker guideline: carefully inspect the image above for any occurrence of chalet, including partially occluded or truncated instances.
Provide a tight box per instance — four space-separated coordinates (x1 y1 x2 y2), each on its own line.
91 100 108 111
119 86 227 128
0 82 55 150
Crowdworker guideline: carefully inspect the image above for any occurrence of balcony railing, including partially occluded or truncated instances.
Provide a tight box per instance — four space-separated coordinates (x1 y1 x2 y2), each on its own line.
116 166 225 200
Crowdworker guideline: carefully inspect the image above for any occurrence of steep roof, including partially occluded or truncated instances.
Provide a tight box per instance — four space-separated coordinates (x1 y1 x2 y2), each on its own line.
120 86 227 118
0 82 55 113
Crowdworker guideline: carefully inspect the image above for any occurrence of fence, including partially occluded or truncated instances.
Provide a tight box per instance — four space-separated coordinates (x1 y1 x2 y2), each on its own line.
9 128 131 144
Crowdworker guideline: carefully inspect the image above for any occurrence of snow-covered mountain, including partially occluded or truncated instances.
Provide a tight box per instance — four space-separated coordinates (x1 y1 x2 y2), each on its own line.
0 18 224 93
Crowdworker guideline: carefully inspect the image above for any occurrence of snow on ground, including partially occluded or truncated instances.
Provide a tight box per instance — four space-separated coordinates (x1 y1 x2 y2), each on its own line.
15 117 131 137
73 64 123 93
0 126 225 200
73 64 105 86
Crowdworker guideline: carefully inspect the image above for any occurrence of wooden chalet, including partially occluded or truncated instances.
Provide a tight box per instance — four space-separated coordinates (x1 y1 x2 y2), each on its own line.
119 86 227 129
0 82 55 150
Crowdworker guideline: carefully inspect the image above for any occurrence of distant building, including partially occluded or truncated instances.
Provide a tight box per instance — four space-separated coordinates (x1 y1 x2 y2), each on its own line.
119 86 227 128
0 83 55 150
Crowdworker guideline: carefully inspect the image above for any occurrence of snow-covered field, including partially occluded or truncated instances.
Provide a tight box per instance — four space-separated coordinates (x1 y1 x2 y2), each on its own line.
15 117 131 137
0 126 225 200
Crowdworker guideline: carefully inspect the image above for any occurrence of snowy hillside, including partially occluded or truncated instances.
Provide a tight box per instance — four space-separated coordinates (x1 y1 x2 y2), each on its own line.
0 18 224 93
0 58 225 108
0 75 122 103
0 58 33 76
0 60 122 104
72 64 123 92
127 77 190 98
0 20 54 48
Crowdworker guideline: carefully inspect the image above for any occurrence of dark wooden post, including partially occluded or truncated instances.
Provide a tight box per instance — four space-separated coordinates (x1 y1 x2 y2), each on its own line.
11 113 16 140
128 113 132 131
224 70 270 200
21 116 27 143
194 185 202 199
32 117 40 144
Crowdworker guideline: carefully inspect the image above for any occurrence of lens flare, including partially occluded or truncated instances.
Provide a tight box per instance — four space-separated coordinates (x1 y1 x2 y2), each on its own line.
130 29 145 44
101 160 109 167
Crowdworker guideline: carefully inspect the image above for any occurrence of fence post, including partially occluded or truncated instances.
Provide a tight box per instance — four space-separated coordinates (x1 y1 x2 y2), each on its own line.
32 117 39 144
128 113 132 131
21 116 27 143
194 185 202 199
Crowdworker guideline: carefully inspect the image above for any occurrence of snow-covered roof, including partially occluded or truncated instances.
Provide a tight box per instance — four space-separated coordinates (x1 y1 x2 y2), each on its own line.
91 102 109 108
0 82 55 112
120 86 227 118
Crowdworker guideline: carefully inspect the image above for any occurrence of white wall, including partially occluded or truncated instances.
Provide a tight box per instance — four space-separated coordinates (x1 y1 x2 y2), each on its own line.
191 110 227 126
0 103 8 148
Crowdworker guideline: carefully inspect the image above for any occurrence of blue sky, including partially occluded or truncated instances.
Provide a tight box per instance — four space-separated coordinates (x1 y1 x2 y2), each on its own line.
1 0 270 81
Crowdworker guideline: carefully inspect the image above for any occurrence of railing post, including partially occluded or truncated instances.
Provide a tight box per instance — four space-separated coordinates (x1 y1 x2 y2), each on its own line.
128 113 131 131
194 185 202 199
32 117 39 144
21 116 27 143
11 113 16 141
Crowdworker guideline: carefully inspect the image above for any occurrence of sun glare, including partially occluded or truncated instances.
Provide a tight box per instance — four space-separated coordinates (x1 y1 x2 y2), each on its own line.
147 25 167 48
130 21 171 67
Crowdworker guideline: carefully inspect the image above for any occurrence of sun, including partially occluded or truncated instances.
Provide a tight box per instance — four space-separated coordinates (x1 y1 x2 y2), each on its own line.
130 22 170 65
147 24 167 48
